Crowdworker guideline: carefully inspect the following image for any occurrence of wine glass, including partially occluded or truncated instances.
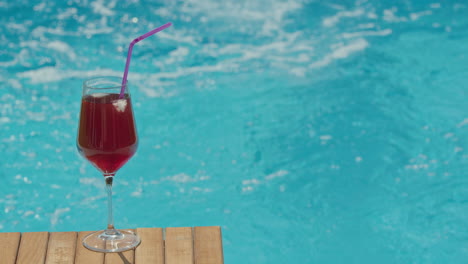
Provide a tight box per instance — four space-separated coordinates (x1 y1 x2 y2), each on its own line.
77 76 140 252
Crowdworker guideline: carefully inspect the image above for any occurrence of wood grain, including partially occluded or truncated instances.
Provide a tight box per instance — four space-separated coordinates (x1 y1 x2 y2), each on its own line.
165 227 194 264
1 226 224 264
194 227 223 264
0 232 21 264
16 232 49 264
45 232 77 264
135 228 164 264
104 230 135 264
74 231 104 264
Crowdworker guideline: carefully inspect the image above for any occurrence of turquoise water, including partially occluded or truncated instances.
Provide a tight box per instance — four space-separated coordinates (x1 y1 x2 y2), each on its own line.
1 0 467 263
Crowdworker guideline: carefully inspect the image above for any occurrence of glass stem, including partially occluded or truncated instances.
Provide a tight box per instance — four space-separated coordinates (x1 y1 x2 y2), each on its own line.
105 175 115 230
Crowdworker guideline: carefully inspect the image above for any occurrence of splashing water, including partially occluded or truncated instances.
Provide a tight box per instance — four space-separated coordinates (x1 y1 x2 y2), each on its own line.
0 0 467 263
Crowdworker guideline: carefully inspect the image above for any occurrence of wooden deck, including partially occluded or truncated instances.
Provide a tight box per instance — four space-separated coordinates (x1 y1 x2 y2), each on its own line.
0 226 223 264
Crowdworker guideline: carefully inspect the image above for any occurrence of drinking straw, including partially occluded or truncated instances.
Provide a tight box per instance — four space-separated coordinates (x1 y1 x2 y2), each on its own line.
120 22 172 98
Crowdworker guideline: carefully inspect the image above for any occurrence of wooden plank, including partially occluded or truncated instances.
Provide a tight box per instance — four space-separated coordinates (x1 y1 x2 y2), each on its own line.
135 228 164 264
45 232 77 264
165 227 194 264
0 232 21 264
74 231 104 264
104 251 134 264
16 232 49 264
104 230 135 264
194 227 223 264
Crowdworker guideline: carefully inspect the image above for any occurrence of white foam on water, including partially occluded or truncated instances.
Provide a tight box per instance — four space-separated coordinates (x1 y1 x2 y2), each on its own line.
17 67 121 83
46 40 76 59
50 207 70 226
164 46 190 64
242 186 254 192
80 25 113 36
342 29 392 39
358 23 376 29
131 181 143 197
170 46 190 57
139 86 177 98
157 31 197 45
6 22 29 33
191 187 212 193
383 8 408 22
164 173 194 183
265 170 289 180
51 112 71 121
309 38 369 68
8 79 22 90
19 40 40 48
17 67 62 83
26 111 45 122
91 0 115 16
33 2 46 11
242 179 261 185
32 26 76 38
457 118 468 128
112 99 127 112
178 0 301 23
327 3 346 10
32 22 112 39
0 117 10 124
57 7 77 20
0 54 18 67
23 211 35 217
410 10 433 21
154 7 171 17
322 9 365 27
79 177 103 188
290 67 307 77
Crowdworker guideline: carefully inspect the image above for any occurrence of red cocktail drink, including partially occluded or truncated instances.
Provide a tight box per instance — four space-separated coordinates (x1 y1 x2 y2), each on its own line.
77 22 171 253
77 94 137 175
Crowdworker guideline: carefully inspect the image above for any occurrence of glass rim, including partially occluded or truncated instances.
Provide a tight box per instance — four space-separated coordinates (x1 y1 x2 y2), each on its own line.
83 76 128 90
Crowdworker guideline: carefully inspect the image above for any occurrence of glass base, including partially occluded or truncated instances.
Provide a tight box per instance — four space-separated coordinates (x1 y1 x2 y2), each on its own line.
83 229 141 253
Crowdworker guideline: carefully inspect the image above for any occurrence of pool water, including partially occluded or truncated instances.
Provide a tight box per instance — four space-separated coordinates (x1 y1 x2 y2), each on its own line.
1 0 467 263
